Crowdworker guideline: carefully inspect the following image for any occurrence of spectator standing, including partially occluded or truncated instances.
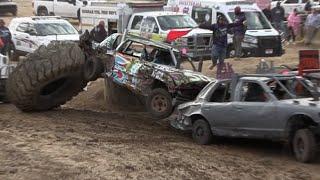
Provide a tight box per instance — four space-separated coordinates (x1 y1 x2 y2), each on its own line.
271 2 286 33
0 19 12 55
287 8 301 43
304 6 320 45
304 0 312 13
233 6 246 61
90 20 108 43
263 5 272 22
199 16 243 70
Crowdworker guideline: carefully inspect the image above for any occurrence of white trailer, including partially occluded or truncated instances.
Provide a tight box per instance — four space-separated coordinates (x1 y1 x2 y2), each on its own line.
80 0 164 33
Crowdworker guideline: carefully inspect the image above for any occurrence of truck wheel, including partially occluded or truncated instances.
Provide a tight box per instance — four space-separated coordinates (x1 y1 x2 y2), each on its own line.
6 42 86 111
292 129 317 163
146 88 173 119
227 48 235 58
83 57 104 81
37 7 48 16
192 119 213 145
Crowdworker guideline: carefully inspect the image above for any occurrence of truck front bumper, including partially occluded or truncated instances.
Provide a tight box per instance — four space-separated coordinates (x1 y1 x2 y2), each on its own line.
242 35 284 57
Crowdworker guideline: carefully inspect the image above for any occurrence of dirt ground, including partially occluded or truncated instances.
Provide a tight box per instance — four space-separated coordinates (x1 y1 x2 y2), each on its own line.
1 1 320 179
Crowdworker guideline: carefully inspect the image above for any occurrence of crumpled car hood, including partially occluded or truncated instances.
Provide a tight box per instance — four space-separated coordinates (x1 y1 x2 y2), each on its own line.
151 63 213 86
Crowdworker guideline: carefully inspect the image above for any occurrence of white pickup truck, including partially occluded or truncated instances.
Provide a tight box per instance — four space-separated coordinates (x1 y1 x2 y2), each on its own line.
80 1 213 59
32 0 89 19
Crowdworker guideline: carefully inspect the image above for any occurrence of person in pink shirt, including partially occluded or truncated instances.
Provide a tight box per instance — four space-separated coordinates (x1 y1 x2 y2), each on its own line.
287 8 301 43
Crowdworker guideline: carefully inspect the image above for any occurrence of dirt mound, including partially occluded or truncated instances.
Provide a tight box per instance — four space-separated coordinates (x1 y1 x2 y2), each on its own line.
64 78 145 113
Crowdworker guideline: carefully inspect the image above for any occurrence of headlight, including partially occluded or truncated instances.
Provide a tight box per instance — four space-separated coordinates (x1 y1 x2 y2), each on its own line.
175 37 188 46
243 35 258 44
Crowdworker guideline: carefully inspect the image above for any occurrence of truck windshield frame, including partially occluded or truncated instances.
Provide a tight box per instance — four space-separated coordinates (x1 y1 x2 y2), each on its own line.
228 11 272 30
157 15 198 31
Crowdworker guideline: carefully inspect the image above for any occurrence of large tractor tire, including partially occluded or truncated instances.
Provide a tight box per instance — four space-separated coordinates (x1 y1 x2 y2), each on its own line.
6 42 87 111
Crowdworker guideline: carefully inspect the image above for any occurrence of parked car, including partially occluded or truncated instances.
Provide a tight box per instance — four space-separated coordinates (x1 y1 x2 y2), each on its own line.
101 35 212 119
8 16 80 61
172 74 320 163
0 0 17 16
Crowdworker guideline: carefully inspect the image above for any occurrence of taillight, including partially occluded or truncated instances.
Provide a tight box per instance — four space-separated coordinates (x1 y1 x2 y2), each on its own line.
166 29 191 43
32 2 34 8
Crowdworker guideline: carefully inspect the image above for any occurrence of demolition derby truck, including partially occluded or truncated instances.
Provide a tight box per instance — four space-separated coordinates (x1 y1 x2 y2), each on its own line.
165 0 284 57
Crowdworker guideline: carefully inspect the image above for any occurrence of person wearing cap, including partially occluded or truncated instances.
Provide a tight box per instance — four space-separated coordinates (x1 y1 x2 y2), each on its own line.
304 6 320 45
271 2 286 33
233 6 246 61
199 15 243 70
90 20 108 43
0 19 12 55
304 0 312 13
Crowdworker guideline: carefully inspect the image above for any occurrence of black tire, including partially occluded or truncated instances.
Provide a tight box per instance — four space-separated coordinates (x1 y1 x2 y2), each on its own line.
146 88 173 119
192 119 213 145
292 128 317 163
226 46 235 58
6 41 86 111
0 79 9 103
83 57 104 81
37 7 48 16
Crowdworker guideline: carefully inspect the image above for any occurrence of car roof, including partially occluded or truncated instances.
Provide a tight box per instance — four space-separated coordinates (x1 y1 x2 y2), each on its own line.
10 16 69 24
239 74 297 82
132 11 186 17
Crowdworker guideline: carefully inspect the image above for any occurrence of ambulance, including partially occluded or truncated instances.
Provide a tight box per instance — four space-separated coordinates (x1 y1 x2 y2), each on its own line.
165 0 284 57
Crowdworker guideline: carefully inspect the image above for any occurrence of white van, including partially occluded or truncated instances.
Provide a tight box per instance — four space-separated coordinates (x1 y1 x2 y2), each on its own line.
166 0 284 57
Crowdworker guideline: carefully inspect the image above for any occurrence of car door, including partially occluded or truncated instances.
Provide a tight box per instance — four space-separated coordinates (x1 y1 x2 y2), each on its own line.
13 23 34 54
111 40 146 91
201 81 237 136
54 0 77 18
231 80 277 138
